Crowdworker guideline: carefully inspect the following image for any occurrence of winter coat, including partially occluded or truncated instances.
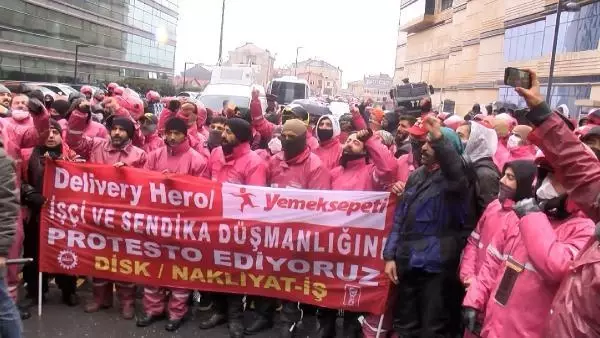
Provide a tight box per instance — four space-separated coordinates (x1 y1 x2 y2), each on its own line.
330 137 397 191
142 132 164 154
459 199 519 285
525 103 600 337
0 145 17 259
507 144 536 162
314 114 343 171
209 142 267 186
83 120 108 139
268 147 331 190
493 141 510 172
463 211 594 338
67 110 147 168
396 152 415 183
383 134 469 272
1 117 37 150
145 139 208 178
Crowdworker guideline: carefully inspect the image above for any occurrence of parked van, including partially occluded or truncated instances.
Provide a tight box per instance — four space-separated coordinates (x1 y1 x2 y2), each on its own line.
199 83 267 113
268 76 310 105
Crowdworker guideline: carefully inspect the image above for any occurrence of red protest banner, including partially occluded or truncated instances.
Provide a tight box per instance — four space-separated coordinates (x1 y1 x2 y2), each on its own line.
39 160 394 314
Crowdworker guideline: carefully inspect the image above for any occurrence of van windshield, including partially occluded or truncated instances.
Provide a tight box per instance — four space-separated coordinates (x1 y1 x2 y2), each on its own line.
271 81 307 104
199 95 250 112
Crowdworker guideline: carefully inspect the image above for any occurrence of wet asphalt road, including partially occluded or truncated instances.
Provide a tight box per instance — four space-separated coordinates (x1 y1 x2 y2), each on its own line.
22 282 322 338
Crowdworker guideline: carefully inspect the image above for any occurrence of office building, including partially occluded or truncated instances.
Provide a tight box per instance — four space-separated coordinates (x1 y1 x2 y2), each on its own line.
0 0 178 84
395 0 600 115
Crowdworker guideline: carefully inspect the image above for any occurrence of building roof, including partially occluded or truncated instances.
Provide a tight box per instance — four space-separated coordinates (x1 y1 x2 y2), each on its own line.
231 42 273 57
295 58 341 72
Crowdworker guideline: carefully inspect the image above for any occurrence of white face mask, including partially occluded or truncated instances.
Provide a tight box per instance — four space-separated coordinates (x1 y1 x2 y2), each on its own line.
268 137 282 154
507 134 522 150
11 109 30 121
536 175 560 200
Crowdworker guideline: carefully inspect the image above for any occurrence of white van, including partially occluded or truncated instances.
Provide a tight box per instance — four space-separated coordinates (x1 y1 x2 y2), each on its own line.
268 76 310 105
198 83 267 113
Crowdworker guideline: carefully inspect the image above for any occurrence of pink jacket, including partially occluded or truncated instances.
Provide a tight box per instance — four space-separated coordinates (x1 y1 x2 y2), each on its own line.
507 145 536 162
67 110 147 168
459 199 519 285
268 147 331 189
396 153 415 183
145 139 208 178
493 140 510 171
1 116 37 149
463 211 594 338
209 142 267 186
330 137 397 191
83 120 109 139
314 137 342 170
142 132 164 153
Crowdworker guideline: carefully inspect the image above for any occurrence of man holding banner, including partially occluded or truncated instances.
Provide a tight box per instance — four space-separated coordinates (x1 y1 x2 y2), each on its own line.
202 117 267 338
66 101 147 319
137 117 209 331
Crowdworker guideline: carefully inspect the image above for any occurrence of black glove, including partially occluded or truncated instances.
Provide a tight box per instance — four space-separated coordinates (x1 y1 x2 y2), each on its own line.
27 98 45 116
462 307 480 334
21 184 45 208
513 198 542 218
168 99 181 112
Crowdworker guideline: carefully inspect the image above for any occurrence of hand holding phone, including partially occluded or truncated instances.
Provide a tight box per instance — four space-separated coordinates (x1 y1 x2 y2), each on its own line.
504 67 532 89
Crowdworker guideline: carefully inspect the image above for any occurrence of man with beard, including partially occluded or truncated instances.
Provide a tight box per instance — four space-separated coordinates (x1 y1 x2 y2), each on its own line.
384 116 468 337
140 114 164 153
66 102 146 319
203 117 267 338
314 114 342 170
21 119 80 308
267 119 330 337
207 116 227 152
395 115 416 158
138 117 207 332
322 129 397 338
0 84 11 117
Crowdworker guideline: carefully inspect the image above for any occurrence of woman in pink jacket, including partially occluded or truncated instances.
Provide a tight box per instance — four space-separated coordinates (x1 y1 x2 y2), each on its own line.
462 160 595 338
507 125 536 162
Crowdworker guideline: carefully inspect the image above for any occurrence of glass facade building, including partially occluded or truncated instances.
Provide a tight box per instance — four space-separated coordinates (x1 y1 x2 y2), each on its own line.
0 0 178 84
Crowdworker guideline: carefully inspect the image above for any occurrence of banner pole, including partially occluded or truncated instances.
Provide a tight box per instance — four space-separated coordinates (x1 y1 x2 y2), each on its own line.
38 272 43 317
375 314 385 338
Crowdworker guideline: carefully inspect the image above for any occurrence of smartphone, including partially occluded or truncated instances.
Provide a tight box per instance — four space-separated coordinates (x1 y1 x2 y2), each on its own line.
504 67 532 89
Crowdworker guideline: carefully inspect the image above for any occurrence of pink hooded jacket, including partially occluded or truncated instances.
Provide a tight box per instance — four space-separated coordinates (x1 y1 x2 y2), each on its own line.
463 211 594 338
507 145 536 162
493 141 510 172
209 142 267 186
1 116 37 149
330 137 397 191
396 153 415 183
145 139 208 178
67 110 147 168
142 132 164 153
268 147 331 189
314 115 343 170
82 120 109 139
459 199 520 285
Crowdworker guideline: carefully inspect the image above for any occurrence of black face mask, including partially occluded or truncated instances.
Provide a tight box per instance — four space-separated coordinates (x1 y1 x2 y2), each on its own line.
340 151 366 167
498 182 516 203
208 130 222 151
222 142 235 155
282 136 306 160
317 128 334 142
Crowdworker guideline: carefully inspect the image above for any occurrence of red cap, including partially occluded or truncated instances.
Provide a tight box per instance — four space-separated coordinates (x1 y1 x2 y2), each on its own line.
407 117 429 137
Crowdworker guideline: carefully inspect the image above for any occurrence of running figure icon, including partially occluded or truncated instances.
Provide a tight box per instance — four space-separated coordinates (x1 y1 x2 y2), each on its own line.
230 187 258 212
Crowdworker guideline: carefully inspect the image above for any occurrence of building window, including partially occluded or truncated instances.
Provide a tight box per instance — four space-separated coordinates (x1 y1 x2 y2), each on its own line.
441 0 453 11
498 85 591 118
504 2 600 62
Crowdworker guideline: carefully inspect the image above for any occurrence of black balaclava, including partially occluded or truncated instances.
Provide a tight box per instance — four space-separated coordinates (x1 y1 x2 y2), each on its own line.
502 160 536 202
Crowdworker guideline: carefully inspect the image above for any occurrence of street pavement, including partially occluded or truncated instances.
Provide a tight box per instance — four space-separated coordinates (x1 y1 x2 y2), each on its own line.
22 282 324 338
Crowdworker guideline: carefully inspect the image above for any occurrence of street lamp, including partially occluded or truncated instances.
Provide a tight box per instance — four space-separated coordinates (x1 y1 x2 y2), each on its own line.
74 44 90 83
218 0 226 65
295 46 303 76
182 62 195 90
546 1 580 103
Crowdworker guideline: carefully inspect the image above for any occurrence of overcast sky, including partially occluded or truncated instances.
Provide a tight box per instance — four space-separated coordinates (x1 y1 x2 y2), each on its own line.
174 0 401 86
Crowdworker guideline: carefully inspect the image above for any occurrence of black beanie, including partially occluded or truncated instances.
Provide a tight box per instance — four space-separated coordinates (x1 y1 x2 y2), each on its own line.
51 100 70 118
503 160 537 202
165 117 188 134
110 117 135 139
49 119 62 135
226 117 252 143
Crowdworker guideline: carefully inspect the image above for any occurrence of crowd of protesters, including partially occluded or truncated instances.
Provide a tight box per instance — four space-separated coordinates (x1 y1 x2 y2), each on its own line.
0 67 599 338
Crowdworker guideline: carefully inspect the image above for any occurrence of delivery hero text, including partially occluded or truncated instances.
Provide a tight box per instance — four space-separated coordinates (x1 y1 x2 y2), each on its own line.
264 193 388 216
